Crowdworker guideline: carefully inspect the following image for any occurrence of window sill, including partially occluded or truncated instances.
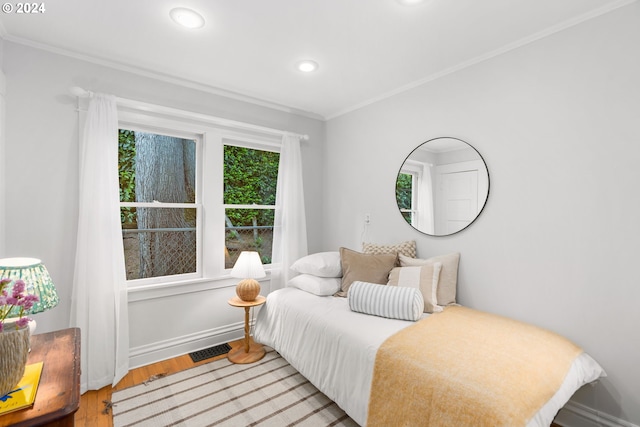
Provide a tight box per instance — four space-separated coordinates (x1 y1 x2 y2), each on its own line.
127 272 271 302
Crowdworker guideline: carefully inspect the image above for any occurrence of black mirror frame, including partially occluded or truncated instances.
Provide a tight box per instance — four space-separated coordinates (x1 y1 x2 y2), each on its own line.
395 137 490 237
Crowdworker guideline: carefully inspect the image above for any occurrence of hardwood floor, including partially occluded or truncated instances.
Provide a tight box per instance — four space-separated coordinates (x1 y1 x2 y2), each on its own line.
73 338 563 427
74 339 244 427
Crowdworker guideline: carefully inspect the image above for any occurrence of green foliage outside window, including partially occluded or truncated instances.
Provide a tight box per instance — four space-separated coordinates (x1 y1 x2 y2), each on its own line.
396 173 412 210
396 173 413 225
118 136 281 228
224 145 279 226
119 130 136 225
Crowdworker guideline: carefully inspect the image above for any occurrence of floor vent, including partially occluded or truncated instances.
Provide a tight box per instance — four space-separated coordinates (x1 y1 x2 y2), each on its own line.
189 343 231 363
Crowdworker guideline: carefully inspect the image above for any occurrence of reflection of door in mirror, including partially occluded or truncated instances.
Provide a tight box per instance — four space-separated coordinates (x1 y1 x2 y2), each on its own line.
434 160 487 235
396 137 489 236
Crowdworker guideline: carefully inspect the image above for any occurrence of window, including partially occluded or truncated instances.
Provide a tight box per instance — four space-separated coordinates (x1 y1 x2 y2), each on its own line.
223 143 280 269
396 171 416 225
119 128 200 283
118 120 283 286
115 99 289 288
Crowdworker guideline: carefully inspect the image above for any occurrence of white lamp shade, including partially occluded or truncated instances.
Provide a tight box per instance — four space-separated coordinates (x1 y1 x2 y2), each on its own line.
230 251 266 279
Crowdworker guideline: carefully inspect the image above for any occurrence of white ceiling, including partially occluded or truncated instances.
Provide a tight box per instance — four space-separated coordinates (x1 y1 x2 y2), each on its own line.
0 0 631 119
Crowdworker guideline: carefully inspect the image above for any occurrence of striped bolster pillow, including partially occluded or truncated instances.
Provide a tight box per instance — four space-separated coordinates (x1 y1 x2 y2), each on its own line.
348 281 424 321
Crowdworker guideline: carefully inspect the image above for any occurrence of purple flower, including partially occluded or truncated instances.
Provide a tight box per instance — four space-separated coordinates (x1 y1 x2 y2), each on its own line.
0 278 39 331
11 280 25 297
15 317 30 328
20 294 39 311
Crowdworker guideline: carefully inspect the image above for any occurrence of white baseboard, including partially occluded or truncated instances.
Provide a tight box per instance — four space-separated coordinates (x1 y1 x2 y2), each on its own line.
555 401 639 427
128 321 244 369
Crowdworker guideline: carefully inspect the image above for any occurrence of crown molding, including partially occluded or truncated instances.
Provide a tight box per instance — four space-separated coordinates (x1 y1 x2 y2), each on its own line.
2 0 636 122
1 34 325 121
326 0 637 120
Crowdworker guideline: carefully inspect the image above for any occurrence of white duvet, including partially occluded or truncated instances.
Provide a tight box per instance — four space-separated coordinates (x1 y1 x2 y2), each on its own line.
254 287 605 427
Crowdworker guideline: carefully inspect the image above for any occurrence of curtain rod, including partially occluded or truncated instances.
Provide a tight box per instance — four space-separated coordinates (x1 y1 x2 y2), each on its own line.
69 86 310 141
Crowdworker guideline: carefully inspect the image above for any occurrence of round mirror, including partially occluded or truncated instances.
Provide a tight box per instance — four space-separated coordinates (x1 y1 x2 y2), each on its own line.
396 137 489 236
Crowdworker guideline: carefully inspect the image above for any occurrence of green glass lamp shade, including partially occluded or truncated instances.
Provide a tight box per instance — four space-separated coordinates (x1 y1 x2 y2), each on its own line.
0 257 59 317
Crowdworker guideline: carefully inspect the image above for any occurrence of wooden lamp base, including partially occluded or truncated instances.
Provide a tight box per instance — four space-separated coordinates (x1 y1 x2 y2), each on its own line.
236 279 260 302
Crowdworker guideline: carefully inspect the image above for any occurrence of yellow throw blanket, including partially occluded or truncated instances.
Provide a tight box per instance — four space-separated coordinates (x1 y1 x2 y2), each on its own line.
367 306 582 427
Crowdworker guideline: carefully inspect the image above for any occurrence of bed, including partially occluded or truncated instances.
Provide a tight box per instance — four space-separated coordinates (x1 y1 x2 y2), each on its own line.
254 248 605 427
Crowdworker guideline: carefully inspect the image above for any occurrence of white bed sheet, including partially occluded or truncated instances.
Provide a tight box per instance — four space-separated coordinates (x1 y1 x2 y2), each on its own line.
254 287 604 427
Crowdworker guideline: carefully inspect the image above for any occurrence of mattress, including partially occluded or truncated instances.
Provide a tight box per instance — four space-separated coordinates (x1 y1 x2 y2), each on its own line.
254 287 604 427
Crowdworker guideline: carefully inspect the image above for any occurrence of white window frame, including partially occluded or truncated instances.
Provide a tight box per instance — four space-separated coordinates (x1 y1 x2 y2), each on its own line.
400 160 422 226
118 107 283 292
222 138 280 268
118 123 203 287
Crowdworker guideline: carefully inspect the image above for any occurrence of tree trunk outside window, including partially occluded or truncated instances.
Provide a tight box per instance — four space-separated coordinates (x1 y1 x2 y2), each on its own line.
135 132 195 278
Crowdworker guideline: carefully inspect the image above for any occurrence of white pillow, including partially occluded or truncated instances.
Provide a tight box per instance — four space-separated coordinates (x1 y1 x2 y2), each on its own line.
287 274 341 296
348 281 424 322
290 252 342 278
388 262 443 313
399 253 459 306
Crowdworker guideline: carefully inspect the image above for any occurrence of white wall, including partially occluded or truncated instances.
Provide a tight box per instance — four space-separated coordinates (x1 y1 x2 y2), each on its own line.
0 65 5 257
324 3 640 426
1 41 325 366
0 39 5 256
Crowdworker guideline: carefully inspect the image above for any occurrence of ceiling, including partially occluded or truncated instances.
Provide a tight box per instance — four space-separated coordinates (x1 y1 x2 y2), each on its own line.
0 0 631 119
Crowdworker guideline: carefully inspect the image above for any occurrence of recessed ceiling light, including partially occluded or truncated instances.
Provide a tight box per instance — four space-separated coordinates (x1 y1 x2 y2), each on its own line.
297 60 319 73
170 7 205 29
396 0 426 5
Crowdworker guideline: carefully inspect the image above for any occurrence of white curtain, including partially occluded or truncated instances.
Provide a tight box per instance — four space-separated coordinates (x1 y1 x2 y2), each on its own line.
270 133 308 290
70 94 129 393
417 164 435 235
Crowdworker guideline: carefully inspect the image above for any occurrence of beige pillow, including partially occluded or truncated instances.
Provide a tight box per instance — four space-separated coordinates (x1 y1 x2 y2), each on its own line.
388 263 442 313
399 253 460 306
336 247 398 297
362 240 417 258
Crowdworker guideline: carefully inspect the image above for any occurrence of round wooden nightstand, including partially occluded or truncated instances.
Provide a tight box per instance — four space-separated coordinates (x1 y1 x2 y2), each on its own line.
227 295 266 364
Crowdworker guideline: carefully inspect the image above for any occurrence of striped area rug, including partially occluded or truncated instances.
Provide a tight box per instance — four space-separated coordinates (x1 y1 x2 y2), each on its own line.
111 349 359 427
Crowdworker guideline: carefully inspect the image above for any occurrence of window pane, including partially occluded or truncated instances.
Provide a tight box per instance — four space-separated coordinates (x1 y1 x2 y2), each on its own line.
223 145 279 205
396 173 414 225
224 144 279 268
396 173 413 210
119 129 196 204
225 208 274 269
122 207 197 280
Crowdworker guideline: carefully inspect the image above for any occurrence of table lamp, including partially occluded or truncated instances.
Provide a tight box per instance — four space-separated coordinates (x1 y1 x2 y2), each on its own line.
0 257 59 333
230 251 265 301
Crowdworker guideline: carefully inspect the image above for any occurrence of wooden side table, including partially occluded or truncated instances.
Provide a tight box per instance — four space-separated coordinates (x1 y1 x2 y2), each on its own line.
227 295 266 364
0 328 81 427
